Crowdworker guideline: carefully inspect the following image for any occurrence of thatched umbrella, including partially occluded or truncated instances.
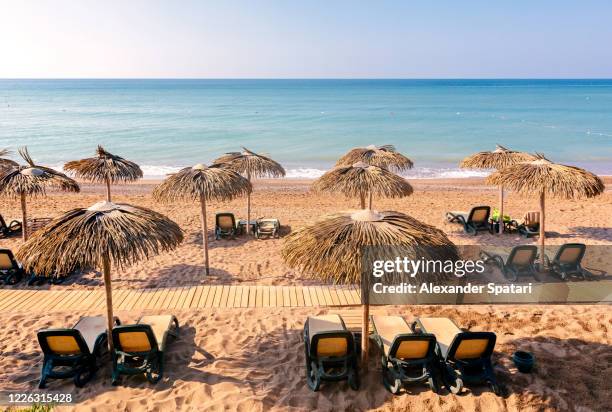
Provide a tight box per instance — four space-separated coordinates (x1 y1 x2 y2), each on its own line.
313 162 413 209
16 201 183 351
0 148 80 241
64 145 143 202
214 147 285 235
282 209 458 366
460 145 535 234
488 155 604 268
153 163 251 275
0 148 18 173
336 145 413 172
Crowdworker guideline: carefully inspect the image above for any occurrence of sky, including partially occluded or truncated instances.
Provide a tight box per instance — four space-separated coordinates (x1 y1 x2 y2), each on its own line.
1 0 611 78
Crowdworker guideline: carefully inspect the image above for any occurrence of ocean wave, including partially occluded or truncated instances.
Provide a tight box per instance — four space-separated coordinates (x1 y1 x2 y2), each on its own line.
55 162 494 180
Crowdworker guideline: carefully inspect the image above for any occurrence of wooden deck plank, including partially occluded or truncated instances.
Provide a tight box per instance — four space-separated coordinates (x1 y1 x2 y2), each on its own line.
226 286 237 308
0 290 30 311
169 287 188 309
32 291 65 311
219 285 231 308
282 287 290 308
111 290 132 310
269 286 277 307
205 286 218 308
233 286 243 307
212 286 225 308
151 288 171 310
255 286 263 308
120 289 143 310
302 286 312 307
294 286 310 307
314 287 327 307
197 285 210 308
276 287 283 308
321 286 334 306
48 290 81 311
162 288 181 310
262 286 270 307
328 287 341 306
138 288 158 309
180 287 197 310
10 290 40 311
306 287 319 306
189 286 204 309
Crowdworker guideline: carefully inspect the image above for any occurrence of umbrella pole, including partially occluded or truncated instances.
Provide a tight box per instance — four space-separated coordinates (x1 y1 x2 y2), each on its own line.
498 185 504 235
105 177 111 202
102 254 115 352
246 172 251 235
20 192 28 241
360 192 365 209
368 191 373 209
539 192 546 270
361 303 369 370
200 195 210 275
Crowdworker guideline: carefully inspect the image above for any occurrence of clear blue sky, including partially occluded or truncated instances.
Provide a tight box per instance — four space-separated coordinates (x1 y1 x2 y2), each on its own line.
1 0 611 78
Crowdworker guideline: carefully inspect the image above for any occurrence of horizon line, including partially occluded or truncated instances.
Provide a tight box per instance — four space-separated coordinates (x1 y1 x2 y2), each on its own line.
1 77 612 81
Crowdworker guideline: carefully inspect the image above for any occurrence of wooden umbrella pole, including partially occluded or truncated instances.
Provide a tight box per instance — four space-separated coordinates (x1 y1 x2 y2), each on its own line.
360 192 366 209
361 303 369 370
102 254 115 352
105 177 112 202
246 171 251 235
498 185 504 234
200 195 210 275
368 191 373 210
20 192 28 242
539 191 546 270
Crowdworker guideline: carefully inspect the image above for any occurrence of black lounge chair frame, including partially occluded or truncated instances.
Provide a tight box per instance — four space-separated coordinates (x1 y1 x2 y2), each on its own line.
446 206 492 236
0 214 22 238
0 248 25 285
303 320 359 391
481 245 539 282
111 316 179 385
544 243 590 281
416 320 501 395
37 317 120 388
215 213 237 240
371 321 439 394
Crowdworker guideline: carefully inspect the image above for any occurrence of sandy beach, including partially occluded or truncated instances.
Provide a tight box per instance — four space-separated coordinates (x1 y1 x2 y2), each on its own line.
1 178 610 289
0 178 611 411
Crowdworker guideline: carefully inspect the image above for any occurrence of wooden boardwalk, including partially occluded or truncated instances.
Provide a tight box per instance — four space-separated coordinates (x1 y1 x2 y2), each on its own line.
0 285 362 313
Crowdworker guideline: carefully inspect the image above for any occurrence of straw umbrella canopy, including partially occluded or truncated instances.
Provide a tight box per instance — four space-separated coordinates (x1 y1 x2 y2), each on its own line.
460 145 536 234
282 209 458 366
153 163 252 275
0 148 18 174
64 145 143 202
336 145 413 172
0 148 80 241
16 201 183 351
214 147 285 235
487 155 604 268
312 162 413 209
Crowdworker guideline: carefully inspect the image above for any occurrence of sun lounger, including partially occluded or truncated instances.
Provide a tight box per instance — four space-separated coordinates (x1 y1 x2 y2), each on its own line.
303 314 359 391
37 316 119 388
446 206 492 235
415 317 500 395
508 211 540 237
544 243 590 280
370 315 438 394
480 245 539 281
111 315 179 384
255 218 280 239
0 248 25 285
215 212 237 240
0 213 21 238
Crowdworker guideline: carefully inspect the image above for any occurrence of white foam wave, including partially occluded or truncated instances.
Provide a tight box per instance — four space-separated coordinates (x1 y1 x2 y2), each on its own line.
285 168 327 179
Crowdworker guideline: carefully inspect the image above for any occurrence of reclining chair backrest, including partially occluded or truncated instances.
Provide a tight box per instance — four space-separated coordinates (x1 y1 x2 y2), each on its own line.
447 332 496 361
468 206 490 224
524 211 540 227
0 249 18 271
391 334 436 360
113 325 159 353
507 245 538 267
311 331 352 358
0 214 7 230
257 219 278 231
38 329 91 357
216 213 235 231
554 243 586 265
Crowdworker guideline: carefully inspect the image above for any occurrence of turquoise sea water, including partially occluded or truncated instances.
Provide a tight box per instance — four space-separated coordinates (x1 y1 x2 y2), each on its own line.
0 79 611 178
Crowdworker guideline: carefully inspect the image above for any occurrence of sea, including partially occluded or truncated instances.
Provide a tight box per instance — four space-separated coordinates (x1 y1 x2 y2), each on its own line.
1 79 611 178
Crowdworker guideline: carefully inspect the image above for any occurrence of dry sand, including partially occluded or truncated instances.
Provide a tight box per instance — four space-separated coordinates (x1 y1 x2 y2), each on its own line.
0 178 611 411
0 305 609 411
